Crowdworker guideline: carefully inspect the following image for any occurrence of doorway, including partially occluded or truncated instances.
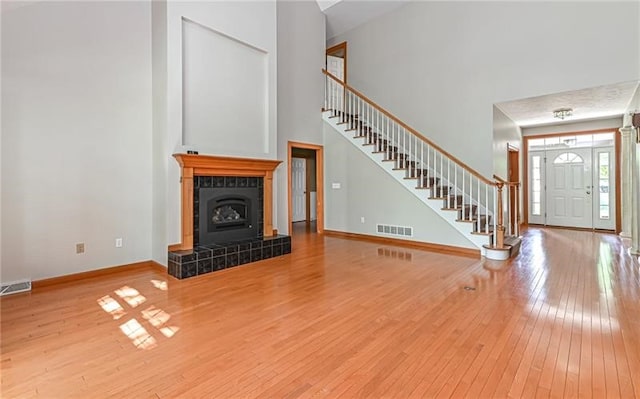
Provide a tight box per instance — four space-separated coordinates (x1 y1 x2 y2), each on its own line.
326 42 346 115
326 41 346 83
525 130 618 231
288 142 324 235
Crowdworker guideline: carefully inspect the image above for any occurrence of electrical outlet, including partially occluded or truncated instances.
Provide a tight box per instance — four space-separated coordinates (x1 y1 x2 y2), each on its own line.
115 238 123 248
76 243 85 254
360 216 365 223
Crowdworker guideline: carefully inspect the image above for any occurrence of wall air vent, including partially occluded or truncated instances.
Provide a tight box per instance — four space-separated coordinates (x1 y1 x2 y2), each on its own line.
376 224 413 237
0 280 32 296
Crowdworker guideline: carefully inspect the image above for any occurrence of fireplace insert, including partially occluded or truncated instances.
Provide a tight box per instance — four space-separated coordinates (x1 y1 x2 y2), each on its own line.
198 184 260 245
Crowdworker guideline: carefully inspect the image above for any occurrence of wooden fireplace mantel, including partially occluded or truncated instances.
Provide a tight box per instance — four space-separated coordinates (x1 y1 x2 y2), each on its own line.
170 154 282 252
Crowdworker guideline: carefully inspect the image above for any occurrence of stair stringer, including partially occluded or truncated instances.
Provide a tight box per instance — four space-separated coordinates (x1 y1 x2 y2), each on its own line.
323 112 490 255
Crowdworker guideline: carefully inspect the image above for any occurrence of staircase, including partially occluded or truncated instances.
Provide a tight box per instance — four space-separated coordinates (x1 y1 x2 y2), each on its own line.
322 70 521 260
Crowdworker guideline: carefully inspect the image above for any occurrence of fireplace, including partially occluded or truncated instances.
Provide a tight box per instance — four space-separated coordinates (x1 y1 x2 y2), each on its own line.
168 154 291 280
195 177 262 245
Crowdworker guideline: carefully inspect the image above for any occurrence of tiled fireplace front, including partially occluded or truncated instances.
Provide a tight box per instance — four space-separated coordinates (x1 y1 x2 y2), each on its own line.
168 234 291 279
167 154 289 280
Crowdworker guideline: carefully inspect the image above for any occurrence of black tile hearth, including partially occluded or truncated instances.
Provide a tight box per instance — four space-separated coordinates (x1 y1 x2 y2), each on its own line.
167 235 292 280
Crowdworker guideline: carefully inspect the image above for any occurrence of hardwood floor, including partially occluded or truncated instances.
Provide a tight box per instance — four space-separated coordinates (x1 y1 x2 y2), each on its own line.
2 227 639 398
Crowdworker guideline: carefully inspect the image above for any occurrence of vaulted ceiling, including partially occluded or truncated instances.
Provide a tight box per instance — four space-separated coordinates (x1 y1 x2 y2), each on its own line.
317 0 638 128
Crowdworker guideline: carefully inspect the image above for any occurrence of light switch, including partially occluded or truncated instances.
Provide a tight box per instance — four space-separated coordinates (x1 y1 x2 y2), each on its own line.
332 182 341 189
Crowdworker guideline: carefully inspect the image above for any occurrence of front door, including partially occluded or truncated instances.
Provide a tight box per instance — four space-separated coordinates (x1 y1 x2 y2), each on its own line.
545 148 592 228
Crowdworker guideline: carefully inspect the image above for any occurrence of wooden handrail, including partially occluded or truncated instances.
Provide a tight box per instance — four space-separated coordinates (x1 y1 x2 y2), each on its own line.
323 69 495 186
493 174 521 186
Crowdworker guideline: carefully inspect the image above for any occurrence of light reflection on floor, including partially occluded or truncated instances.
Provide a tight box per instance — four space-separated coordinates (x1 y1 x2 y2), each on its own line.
96 279 177 350
151 279 168 291
114 286 146 308
377 247 413 262
524 228 621 332
119 319 157 350
97 295 126 320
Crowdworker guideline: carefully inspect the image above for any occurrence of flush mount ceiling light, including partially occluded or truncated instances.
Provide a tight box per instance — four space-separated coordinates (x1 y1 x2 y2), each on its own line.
553 108 573 120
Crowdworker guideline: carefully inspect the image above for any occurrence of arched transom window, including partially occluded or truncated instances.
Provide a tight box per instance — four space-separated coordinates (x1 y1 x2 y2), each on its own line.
553 152 584 164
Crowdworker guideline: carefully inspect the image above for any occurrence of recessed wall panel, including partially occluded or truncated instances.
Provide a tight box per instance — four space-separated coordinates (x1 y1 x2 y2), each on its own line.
182 19 268 156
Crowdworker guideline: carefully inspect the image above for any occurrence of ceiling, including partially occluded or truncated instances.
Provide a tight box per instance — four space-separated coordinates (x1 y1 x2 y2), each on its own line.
318 1 639 128
319 0 408 40
496 81 639 127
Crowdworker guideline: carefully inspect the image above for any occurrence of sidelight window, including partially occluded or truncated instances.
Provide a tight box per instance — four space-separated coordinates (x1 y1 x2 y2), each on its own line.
598 152 610 220
531 155 542 216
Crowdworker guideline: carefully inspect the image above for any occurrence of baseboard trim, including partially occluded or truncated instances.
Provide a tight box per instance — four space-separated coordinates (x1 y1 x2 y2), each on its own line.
323 230 481 258
32 260 165 290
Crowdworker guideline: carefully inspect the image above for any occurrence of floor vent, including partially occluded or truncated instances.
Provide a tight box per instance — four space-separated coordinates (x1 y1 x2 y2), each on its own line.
376 224 413 237
1 280 32 296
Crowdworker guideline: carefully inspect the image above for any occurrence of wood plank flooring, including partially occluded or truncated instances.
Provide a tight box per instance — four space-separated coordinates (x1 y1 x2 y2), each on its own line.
1 226 640 398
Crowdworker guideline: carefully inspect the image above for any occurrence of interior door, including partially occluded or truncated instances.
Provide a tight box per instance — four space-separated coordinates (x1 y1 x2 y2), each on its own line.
327 55 344 111
291 157 306 222
545 148 593 228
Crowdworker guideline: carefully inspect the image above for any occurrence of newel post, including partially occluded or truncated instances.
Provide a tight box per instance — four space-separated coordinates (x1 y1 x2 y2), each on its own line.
514 184 521 237
496 183 505 248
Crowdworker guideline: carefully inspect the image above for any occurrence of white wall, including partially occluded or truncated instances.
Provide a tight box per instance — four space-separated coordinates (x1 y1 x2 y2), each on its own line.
276 0 326 234
182 18 270 157
164 1 277 247
328 1 640 178
1 2 152 281
152 1 169 265
521 117 623 137
493 106 521 180
323 123 476 249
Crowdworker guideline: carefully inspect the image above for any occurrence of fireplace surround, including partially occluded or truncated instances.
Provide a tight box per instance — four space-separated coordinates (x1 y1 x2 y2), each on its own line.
167 154 290 280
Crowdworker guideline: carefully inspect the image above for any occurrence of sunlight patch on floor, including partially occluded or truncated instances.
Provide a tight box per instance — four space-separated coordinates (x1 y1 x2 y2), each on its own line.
115 286 147 308
150 279 168 291
97 295 126 320
119 318 157 350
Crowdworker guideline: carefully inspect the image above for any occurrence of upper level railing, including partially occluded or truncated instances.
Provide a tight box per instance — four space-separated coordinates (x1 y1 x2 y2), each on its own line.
323 69 520 250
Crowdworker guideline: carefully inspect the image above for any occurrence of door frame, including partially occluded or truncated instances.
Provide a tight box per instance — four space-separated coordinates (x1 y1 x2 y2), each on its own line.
522 128 621 232
288 141 324 234
507 144 520 233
